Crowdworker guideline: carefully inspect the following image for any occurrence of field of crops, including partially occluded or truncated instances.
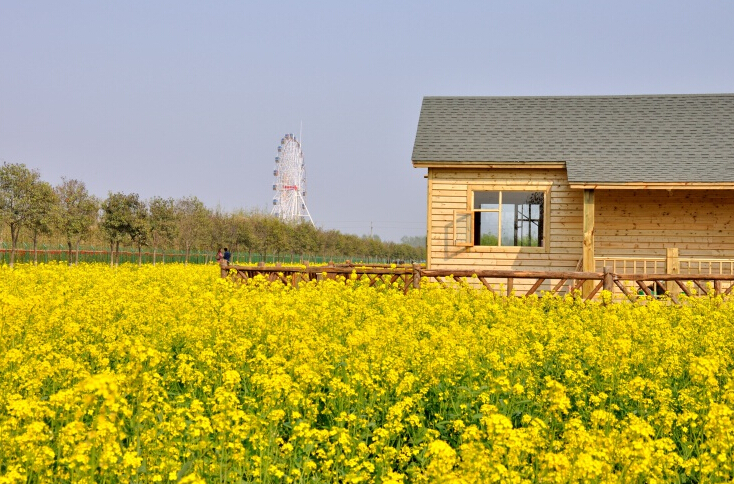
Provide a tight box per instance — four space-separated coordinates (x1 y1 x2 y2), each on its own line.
2 263 734 483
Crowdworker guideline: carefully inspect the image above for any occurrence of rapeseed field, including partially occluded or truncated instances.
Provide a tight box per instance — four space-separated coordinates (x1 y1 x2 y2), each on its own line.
1 263 734 483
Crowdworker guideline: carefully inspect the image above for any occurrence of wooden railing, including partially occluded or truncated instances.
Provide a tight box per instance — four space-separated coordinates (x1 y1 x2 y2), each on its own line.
595 257 666 274
419 268 610 300
611 272 734 303
680 258 734 275
228 263 415 291
596 250 734 276
225 264 734 303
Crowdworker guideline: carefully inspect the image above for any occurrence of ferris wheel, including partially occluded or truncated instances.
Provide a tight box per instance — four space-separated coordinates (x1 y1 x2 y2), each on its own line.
271 133 314 224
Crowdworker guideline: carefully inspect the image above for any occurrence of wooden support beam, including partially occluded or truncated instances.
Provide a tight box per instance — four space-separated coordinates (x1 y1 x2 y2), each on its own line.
526 278 545 296
637 281 653 297
572 279 585 292
675 280 692 296
603 267 613 292
693 280 709 296
614 279 634 300
551 278 568 294
585 281 604 301
478 276 495 293
582 189 595 297
666 248 680 295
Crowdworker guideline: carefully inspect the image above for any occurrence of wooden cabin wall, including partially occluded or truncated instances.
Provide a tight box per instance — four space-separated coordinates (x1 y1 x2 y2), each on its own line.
427 169 583 291
595 189 734 259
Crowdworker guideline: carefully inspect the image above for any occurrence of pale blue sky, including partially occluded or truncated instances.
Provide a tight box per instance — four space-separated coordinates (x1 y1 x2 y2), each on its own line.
1 1 732 241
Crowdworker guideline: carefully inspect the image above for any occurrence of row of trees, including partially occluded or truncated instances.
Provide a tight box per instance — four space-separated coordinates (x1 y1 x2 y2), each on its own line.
0 162 426 267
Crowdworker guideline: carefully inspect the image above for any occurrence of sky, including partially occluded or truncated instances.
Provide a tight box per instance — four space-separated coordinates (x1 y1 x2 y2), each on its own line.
1 1 733 242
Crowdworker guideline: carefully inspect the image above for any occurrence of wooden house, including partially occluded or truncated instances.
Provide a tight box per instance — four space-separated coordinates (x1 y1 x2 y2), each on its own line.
412 94 734 291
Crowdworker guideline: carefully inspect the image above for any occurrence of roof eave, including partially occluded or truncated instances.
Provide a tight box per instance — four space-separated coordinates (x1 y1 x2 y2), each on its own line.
412 160 566 169
569 182 734 190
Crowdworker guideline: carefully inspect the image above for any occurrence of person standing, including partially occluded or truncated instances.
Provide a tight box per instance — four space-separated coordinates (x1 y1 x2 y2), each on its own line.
219 247 231 278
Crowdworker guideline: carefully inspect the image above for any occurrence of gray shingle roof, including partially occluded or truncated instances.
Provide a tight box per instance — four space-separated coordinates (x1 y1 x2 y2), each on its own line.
412 94 734 184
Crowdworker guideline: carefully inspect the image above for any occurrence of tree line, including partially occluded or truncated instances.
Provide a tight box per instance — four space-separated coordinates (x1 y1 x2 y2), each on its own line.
0 162 426 267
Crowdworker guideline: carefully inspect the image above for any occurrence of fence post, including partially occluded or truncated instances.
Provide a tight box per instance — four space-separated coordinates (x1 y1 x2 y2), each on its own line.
412 263 421 290
666 248 680 295
603 267 613 292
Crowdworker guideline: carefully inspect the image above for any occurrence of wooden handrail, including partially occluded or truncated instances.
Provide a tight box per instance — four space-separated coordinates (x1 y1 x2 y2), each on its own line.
419 269 604 280
223 264 734 302
615 273 734 281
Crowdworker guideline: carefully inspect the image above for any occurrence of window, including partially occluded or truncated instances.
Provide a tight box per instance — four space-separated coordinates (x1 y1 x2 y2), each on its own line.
454 189 546 248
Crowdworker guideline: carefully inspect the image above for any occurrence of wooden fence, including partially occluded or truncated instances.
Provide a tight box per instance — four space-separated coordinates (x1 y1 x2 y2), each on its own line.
0 247 395 266
596 249 734 276
225 263 734 303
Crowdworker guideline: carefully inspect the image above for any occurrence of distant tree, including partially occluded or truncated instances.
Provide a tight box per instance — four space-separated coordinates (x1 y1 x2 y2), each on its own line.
101 192 139 266
337 233 359 258
291 221 319 260
251 213 270 262
232 211 255 263
0 162 42 267
321 229 342 261
27 181 59 264
400 235 426 249
174 196 211 264
267 218 287 260
128 195 148 265
363 234 384 259
55 178 99 265
148 197 177 265
210 207 234 258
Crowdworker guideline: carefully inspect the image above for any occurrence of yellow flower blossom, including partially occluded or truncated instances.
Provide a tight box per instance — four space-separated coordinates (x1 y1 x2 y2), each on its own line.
1 263 734 481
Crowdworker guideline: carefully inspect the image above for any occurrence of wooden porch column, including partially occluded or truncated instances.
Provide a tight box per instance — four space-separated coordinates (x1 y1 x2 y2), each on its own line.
582 189 595 297
666 247 680 295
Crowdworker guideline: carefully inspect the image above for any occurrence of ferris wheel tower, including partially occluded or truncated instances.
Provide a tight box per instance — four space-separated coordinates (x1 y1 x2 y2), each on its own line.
271 133 314 224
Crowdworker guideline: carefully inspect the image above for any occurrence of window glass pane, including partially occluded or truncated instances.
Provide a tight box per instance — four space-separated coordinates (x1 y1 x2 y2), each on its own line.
476 211 499 246
500 191 544 247
474 191 499 210
470 190 545 247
